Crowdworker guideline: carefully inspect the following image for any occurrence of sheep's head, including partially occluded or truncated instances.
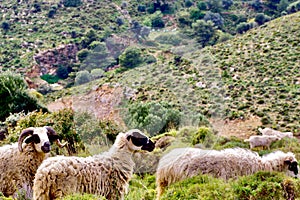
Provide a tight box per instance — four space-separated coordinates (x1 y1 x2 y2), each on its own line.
284 158 299 178
18 126 67 153
126 129 155 152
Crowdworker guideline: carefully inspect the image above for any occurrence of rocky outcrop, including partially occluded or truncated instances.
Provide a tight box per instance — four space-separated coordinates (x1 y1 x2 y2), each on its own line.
33 44 78 75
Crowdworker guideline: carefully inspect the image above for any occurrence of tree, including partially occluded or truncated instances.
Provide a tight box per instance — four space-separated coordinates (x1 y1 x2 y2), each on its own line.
189 7 205 21
277 0 288 12
236 22 251 34
192 20 216 47
75 70 92 85
0 71 47 121
206 0 223 12
119 47 143 68
222 0 233 10
203 11 224 29
255 13 271 25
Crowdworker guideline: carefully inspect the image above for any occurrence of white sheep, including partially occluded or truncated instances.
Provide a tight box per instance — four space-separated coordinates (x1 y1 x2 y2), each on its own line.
244 135 281 149
0 126 66 198
33 129 155 200
259 127 294 139
156 147 299 199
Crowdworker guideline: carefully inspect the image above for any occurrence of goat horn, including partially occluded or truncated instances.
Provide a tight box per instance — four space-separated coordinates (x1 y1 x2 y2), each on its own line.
18 127 34 152
45 126 67 148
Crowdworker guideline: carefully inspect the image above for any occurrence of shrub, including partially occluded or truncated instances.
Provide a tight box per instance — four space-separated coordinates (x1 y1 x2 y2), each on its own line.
191 20 216 47
0 71 47 121
77 49 90 62
91 68 105 79
40 74 59 84
255 13 271 25
203 11 224 28
119 47 143 68
123 101 182 136
191 126 214 146
154 33 183 46
233 171 292 200
75 70 92 85
236 22 251 34
1 21 10 31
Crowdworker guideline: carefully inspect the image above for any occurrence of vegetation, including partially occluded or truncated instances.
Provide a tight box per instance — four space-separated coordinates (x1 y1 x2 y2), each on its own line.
0 0 299 199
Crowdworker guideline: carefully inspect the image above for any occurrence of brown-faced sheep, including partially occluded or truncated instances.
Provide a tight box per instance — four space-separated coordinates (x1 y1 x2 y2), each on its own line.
0 126 66 198
33 129 155 200
156 147 299 199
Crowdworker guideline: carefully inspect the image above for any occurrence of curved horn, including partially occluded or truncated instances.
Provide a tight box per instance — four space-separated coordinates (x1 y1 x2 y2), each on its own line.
45 126 67 148
18 127 35 152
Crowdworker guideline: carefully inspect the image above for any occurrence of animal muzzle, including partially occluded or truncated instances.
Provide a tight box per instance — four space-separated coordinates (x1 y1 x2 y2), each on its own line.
41 141 51 153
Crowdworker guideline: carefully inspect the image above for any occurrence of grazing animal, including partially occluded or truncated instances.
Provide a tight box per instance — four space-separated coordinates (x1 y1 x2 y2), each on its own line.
0 126 66 198
156 147 299 199
259 127 294 139
244 135 280 149
33 129 155 200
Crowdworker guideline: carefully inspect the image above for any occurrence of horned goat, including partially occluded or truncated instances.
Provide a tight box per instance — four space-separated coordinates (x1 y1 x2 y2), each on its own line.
156 147 299 199
259 127 294 139
0 126 66 198
33 129 155 200
244 135 280 149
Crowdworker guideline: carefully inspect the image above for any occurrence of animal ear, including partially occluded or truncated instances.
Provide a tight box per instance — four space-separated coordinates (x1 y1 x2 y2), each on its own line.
48 135 59 142
126 135 131 141
284 160 291 165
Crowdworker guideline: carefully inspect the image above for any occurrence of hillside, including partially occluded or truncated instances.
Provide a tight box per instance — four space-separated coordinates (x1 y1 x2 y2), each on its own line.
45 11 300 137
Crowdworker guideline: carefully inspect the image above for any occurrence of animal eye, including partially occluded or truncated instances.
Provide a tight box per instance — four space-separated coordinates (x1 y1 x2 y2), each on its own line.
32 135 41 143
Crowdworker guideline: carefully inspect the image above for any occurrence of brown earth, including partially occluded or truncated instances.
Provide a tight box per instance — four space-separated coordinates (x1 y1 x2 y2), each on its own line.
47 85 262 140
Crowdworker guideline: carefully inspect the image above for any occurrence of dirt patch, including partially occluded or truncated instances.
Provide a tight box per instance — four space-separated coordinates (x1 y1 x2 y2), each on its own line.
211 116 262 139
47 84 126 125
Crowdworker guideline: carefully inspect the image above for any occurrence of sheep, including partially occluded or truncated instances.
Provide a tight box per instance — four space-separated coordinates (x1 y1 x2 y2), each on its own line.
156 147 299 199
33 129 155 200
0 126 66 198
259 127 294 139
244 135 281 149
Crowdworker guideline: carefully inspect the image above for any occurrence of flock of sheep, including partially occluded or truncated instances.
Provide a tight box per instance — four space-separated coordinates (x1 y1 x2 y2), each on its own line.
0 126 298 199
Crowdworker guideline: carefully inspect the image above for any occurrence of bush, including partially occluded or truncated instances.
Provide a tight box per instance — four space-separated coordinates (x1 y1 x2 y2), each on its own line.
77 49 90 62
191 126 214 146
0 71 47 121
123 101 182 136
1 21 10 31
233 171 291 200
236 22 251 34
91 68 105 79
40 74 59 84
203 11 224 28
119 47 143 68
75 70 92 85
255 13 271 25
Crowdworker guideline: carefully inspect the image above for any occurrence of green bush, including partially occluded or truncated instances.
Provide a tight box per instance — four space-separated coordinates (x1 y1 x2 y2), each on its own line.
75 70 92 85
161 174 234 200
0 71 47 121
233 171 294 200
191 126 215 146
119 47 143 69
123 101 182 136
154 33 183 46
41 74 60 84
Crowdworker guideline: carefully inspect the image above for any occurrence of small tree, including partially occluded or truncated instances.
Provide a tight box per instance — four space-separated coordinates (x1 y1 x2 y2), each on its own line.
0 71 47 121
255 13 271 25
119 47 142 68
236 22 251 34
75 70 92 85
203 11 224 29
192 20 216 47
